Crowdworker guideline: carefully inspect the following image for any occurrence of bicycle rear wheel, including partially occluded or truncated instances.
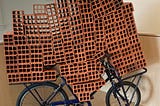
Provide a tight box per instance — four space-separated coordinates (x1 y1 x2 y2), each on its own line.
16 82 69 106
106 81 141 106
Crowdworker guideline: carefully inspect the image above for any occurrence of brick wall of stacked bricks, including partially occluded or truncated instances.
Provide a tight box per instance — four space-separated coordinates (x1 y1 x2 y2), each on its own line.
3 0 146 102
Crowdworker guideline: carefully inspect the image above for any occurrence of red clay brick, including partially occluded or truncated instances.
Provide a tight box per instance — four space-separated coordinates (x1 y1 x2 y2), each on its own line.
66 72 89 84
12 10 24 35
44 70 57 81
4 46 17 56
7 73 20 84
6 64 18 74
122 2 134 14
77 92 91 102
84 41 96 60
114 0 123 9
33 4 47 14
3 32 15 46
32 72 44 82
14 35 28 45
59 64 70 77
91 0 116 18
78 0 92 14
19 72 32 82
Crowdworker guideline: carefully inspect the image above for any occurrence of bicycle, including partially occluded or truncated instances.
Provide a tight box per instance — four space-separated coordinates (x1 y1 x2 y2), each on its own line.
16 53 147 106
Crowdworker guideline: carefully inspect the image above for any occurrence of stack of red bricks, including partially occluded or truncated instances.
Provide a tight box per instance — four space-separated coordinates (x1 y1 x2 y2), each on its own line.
3 0 146 102
52 0 146 101
4 10 56 84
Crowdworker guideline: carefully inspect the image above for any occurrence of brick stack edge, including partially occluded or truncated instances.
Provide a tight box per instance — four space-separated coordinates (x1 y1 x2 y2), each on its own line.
3 0 146 102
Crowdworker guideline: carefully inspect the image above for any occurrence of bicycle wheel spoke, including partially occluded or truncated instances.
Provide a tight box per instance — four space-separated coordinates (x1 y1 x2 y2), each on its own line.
17 82 69 106
26 87 43 105
33 87 44 102
46 87 61 103
106 82 141 106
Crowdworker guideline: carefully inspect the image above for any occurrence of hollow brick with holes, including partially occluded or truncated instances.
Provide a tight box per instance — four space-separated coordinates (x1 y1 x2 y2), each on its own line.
78 0 92 14
88 70 101 81
68 0 81 16
96 39 107 52
84 41 96 60
44 70 57 81
4 46 17 56
107 40 119 54
73 82 93 94
54 52 65 63
59 64 70 77
122 2 134 14
81 12 93 24
128 34 140 45
35 14 51 34
114 9 126 31
114 0 123 9
91 0 116 18
68 62 88 74
45 3 59 36
12 10 24 35
103 13 115 34
5 54 17 65
118 36 130 50
3 33 15 46
66 72 89 84
32 72 44 82
19 72 32 82
73 79 105 94
33 4 47 14
94 18 105 41
91 0 105 18
54 0 69 11
7 73 20 84
43 55 55 66
14 35 27 45
94 17 107 52
94 51 105 60
6 64 18 74
78 92 91 102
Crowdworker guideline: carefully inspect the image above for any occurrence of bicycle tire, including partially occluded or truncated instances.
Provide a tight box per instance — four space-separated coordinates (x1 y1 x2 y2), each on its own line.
16 82 69 106
106 81 141 106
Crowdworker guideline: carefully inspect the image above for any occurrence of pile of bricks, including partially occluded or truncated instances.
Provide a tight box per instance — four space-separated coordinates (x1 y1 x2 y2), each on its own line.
4 10 57 84
3 0 146 102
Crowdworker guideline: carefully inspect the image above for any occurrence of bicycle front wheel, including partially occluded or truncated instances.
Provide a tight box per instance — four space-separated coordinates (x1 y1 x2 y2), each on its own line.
106 81 141 106
16 82 69 106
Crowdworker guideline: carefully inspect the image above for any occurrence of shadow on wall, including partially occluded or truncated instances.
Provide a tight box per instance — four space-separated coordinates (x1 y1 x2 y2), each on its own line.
139 75 153 105
139 33 160 66
138 33 159 105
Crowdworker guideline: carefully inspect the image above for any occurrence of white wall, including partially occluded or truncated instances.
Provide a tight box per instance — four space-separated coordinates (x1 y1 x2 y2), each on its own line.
125 0 160 34
0 0 5 41
0 0 53 42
